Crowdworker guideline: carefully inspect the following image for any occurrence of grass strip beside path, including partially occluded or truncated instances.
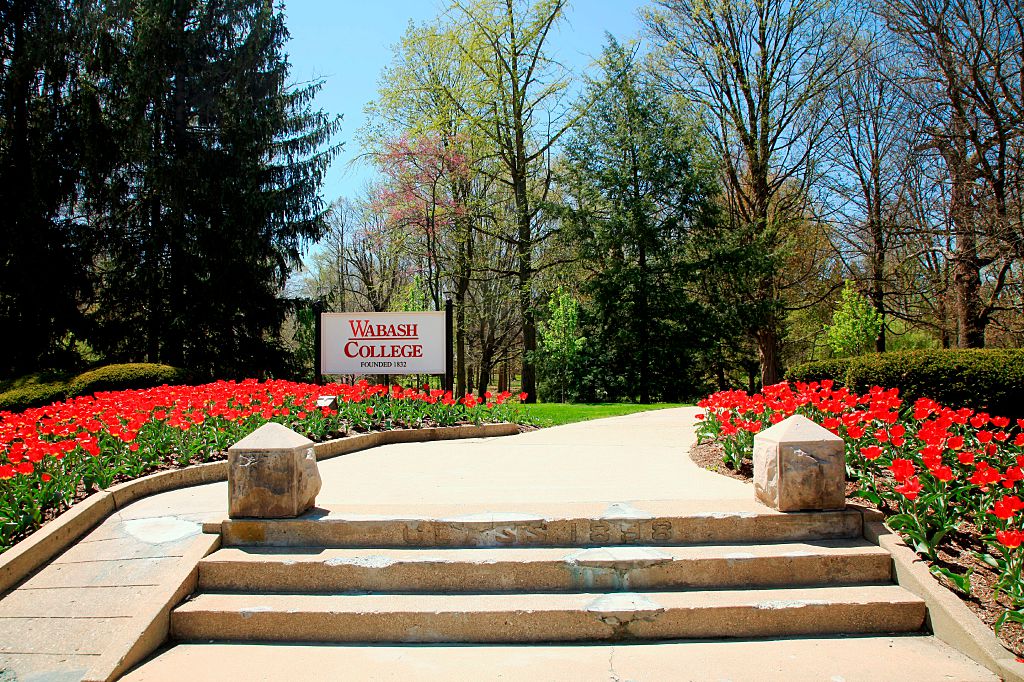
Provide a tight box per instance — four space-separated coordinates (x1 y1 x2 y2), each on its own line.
525 403 691 427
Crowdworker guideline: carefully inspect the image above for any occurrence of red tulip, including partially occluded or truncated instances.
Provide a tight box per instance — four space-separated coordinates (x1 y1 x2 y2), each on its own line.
996 529 1024 548
860 445 884 461
894 476 923 500
890 458 916 482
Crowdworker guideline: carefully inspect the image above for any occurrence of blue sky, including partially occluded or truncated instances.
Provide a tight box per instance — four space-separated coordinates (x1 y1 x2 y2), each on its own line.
282 0 647 204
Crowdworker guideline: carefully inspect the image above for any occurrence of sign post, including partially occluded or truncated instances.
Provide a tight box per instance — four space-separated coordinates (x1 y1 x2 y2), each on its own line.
313 300 324 386
444 299 454 393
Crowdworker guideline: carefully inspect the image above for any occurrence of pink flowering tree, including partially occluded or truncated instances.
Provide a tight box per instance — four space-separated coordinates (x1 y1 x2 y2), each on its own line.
372 133 471 311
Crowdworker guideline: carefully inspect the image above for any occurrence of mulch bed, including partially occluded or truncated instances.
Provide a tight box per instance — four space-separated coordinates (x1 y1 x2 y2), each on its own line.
689 438 1024 658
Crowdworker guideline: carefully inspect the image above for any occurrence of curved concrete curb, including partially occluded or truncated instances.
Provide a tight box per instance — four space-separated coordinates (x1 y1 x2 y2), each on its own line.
862 517 1024 682
0 422 519 597
313 422 520 459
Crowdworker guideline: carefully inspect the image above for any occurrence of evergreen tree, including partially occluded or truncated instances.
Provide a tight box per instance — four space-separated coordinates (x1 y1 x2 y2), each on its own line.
0 0 103 375
90 0 341 377
561 37 718 402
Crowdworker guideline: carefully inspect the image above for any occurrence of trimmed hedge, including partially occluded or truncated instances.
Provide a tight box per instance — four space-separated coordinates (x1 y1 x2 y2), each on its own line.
66 363 187 397
0 363 188 413
0 382 72 413
787 349 1024 419
785 358 853 384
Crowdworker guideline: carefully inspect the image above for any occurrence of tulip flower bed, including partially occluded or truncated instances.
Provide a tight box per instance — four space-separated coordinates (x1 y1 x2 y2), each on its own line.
696 380 1024 651
0 379 525 553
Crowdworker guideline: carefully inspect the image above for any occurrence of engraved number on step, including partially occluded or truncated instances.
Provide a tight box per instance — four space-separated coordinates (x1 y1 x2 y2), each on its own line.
620 521 640 543
495 527 517 544
403 525 429 544
651 521 673 542
522 523 547 542
589 521 611 543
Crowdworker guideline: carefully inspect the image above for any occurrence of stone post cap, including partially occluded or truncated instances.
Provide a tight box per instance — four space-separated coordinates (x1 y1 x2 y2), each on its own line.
755 414 843 445
227 422 320 519
753 414 845 512
228 421 315 453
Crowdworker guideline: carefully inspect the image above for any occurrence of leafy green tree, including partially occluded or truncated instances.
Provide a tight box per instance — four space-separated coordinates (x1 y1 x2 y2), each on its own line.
90 0 341 377
644 0 851 385
535 286 586 402
439 0 577 403
825 281 882 357
560 37 719 403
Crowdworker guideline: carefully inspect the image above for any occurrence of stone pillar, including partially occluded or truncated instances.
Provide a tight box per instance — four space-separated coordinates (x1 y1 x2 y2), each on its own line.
753 414 845 512
228 422 322 519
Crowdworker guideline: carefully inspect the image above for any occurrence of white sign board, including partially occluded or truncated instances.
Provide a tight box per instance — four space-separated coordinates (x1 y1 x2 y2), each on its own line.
320 312 447 375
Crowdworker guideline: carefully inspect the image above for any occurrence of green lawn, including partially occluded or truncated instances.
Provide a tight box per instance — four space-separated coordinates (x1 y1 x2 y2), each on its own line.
523 402 691 427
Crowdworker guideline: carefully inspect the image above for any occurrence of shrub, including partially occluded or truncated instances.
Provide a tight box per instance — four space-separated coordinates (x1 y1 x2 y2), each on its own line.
0 382 69 412
0 369 73 394
845 349 1024 419
0 364 188 413
788 349 1024 419
786 358 853 384
66 363 188 397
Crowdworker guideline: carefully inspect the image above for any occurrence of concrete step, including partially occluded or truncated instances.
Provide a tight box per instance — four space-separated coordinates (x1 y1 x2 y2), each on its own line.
197 540 893 593
122 637 1001 682
218 506 863 548
170 585 925 643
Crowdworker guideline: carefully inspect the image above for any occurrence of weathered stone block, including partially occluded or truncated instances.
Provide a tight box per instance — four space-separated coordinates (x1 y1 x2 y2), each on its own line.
228 422 321 519
753 415 845 512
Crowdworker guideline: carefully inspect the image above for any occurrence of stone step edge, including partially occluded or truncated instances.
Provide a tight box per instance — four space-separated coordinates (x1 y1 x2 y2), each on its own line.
196 541 893 592
200 538 890 560
213 509 865 548
170 585 927 643
177 583 925 606
206 500 880 530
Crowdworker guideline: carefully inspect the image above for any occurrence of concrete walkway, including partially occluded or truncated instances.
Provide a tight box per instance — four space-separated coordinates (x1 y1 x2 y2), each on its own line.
123 637 994 682
0 408 1000 681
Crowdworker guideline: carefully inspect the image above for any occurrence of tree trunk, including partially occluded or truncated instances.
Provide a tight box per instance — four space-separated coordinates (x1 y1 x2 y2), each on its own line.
455 288 467 397
502 362 511 392
870 213 886 352
455 211 471 397
476 360 489 398
147 194 162 364
637 239 650 404
509 36 537 404
950 184 986 348
946 145 987 348
163 0 189 368
514 173 536 403
5 0 32 371
756 326 782 387
953 241 986 347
